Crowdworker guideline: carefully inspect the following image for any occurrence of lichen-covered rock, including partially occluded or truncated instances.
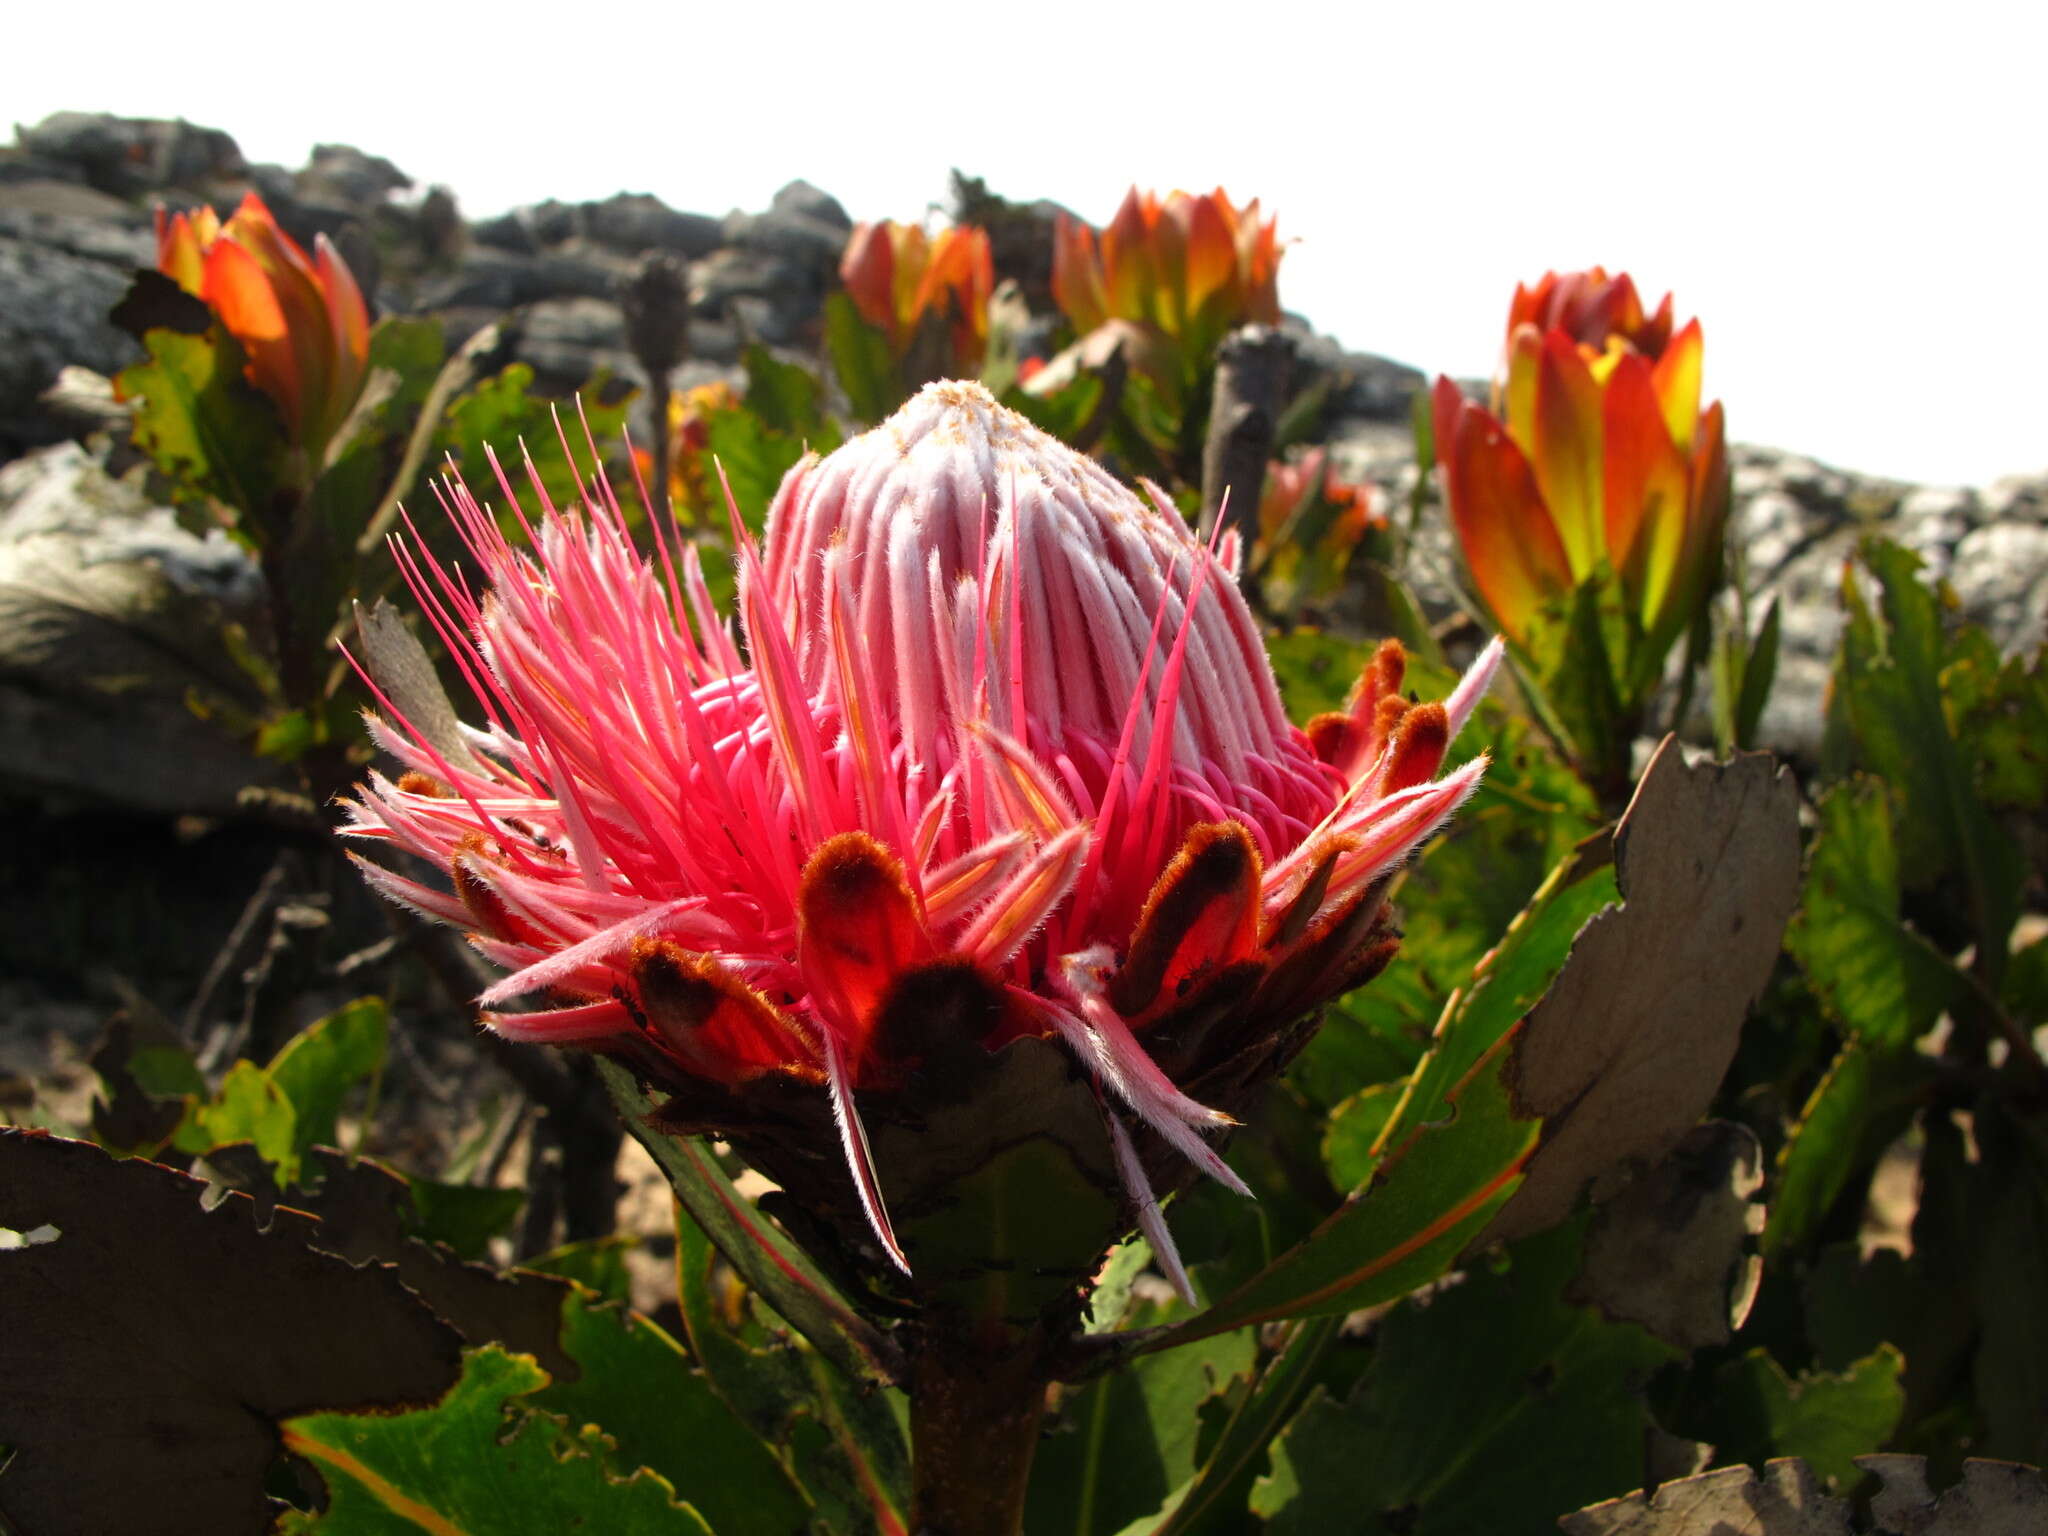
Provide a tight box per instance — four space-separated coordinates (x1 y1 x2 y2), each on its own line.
0 442 283 815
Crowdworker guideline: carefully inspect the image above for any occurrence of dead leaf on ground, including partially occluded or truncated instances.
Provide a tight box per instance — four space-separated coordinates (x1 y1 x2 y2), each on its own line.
1482 740 1800 1247
0 1129 463 1536
1569 1120 1767 1352
1561 1458 1849 1535
1862 1454 2048 1536
1561 1456 2048 1535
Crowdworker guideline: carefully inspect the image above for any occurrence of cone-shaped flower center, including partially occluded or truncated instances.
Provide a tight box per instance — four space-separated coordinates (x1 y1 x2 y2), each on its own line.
763 381 1339 944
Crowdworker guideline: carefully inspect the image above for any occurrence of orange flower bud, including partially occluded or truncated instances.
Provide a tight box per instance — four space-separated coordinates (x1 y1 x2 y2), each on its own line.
1050 187 1281 367
1438 270 1727 668
153 193 370 457
838 220 994 373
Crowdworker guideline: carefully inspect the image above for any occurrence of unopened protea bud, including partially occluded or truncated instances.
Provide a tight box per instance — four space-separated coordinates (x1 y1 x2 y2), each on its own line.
345 382 1497 1309
153 192 370 459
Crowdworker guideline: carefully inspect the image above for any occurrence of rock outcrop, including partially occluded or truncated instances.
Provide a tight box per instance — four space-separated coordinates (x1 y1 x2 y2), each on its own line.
0 109 2041 810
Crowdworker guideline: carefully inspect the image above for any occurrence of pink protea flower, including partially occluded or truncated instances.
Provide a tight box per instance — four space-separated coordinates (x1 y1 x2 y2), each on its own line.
344 381 1498 1289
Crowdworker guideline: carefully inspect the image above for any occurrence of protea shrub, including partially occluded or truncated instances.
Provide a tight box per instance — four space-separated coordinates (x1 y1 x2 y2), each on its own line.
343 380 1496 1527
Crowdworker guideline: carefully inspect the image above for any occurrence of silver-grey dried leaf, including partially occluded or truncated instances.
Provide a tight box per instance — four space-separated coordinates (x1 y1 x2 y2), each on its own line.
353 597 479 775
1862 1454 2048 1535
1569 1120 1767 1351
1483 741 1801 1247
1559 1458 1851 1535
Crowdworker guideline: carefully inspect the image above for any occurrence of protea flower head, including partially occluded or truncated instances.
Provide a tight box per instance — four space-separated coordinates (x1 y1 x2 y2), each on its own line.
839 220 995 373
345 381 1497 1300
1433 269 1727 677
153 192 370 458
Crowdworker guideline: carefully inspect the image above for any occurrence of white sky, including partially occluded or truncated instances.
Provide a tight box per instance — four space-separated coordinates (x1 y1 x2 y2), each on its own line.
15 1 2045 486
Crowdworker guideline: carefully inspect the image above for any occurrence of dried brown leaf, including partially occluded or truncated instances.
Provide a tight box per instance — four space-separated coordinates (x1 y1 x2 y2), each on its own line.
0 1129 462 1536
1569 1120 1767 1351
1861 1454 2048 1535
1561 1459 1851 1535
1561 1456 2048 1535
1484 740 1800 1246
203 1143 577 1379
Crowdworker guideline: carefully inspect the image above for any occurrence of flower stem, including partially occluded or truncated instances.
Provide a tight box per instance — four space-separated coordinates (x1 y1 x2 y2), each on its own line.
909 1323 1051 1536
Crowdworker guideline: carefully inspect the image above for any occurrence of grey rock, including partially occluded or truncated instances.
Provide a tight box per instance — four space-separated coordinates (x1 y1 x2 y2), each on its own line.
769 179 851 232
0 182 153 267
685 315 741 365
583 193 722 259
1892 484 1978 576
1950 520 2048 655
297 142 410 208
417 247 624 311
0 237 138 454
1289 324 1428 422
722 180 852 271
17 112 244 197
526 199 581 247
690 246 807 309
1983 473 2048 526
470 209 537 255
0 442 281 815
515 296 635 392
0 149 86 186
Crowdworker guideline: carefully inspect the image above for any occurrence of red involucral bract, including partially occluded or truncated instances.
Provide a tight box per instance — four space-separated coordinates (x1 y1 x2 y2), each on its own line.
344 381 1497 1286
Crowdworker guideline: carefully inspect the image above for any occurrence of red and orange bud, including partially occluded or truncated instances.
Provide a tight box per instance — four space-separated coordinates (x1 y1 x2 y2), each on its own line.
154 194 370 459
1051 187 1281 368
839 220 994 373
1254 447 1383 603
1435 269 1728 680
1505 266 1674 364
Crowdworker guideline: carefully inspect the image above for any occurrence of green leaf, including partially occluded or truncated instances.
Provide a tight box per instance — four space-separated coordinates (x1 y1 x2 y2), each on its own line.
1945 627 2048 811
169 998 388 1187
1786 779 1965 1049
175 1060 296 1171
1321 1081 1402 1192
1136 1317 1340 1536
1027 1306 1257 1536
281 1345 713 1534
742 343 827 436
703 401 814 536
405 1178 526 1262
1263 628 1374 721
1372 855 1619 1162
825 292 901 425
117 324 285 526
520 1234 636 1304
1763 1038 1929 1261
530 1290 808 1536
266 997 388 1157
1691 1346 1905 1492
126 1042 206 1099
668 1193 910 1535
1530 576 1631 784
1735 594 1781 748
438 364 633 525
1251 1222 1678 1536
2006 936 2048 1027
598 1057 901 1390
1828 540 2025 973
1152 1027 1536 1344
